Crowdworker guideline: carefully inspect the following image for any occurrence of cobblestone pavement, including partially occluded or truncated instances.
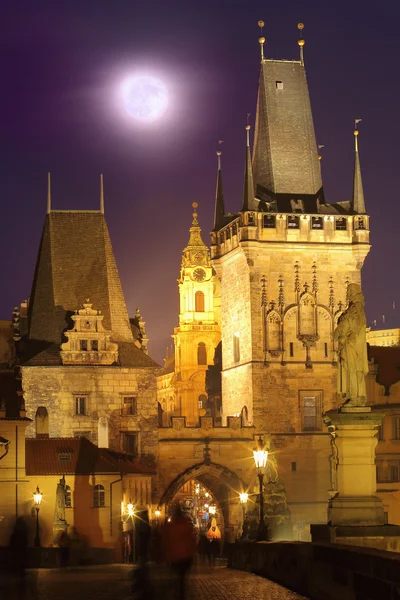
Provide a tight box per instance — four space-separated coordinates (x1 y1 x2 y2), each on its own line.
4 564 308 600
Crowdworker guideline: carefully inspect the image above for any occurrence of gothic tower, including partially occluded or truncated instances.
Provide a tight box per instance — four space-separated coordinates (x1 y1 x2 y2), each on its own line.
210 32 370 525
157 203 221 426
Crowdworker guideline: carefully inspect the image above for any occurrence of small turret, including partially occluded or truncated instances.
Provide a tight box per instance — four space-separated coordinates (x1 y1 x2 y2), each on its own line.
241 124 257 211
352 120 366 214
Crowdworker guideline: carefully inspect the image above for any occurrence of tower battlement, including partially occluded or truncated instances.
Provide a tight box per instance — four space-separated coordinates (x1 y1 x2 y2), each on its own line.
159 415 254 438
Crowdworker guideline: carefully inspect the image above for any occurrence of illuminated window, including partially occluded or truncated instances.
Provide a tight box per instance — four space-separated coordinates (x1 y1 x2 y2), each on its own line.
198 394 207 409
276 81 283 90
300 391 323 431
93 484 105 507
122 396 137 416
65 485 72 508
233 333 240 363
195 291 205 312
197 342 207 365
75 396 86 416
311 217 323 229
287 216 300 229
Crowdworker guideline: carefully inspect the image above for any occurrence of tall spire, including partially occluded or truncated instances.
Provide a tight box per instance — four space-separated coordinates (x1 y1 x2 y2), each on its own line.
242 125 257 211
47 172 51 214
213 151 225 231
352 120 366 214
100 174 104 214
297 22 305 65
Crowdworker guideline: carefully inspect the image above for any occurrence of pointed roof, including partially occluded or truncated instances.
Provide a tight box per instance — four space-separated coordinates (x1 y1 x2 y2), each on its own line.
213 152 225 230
352 129 366 214
242 125 257 211
180 203 210 269
252 59 323 206
28 211 133 345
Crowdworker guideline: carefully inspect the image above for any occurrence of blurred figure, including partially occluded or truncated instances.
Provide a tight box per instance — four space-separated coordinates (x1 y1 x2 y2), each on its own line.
8 517 29 599
133 509 152 599
162 506 196 600
198 532 210 566
58 529 70 568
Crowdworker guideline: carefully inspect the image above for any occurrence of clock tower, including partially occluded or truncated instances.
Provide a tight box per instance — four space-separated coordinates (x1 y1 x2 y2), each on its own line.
157 203 221 426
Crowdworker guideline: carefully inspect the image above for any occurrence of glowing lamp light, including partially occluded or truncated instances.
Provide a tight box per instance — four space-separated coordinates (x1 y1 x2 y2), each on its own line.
204 503 209 509
253 436 268 472
33 486 43 506
155 509 161 519
127 503 134 517
239 492 249 505
209 505 216 515
205 492 210 498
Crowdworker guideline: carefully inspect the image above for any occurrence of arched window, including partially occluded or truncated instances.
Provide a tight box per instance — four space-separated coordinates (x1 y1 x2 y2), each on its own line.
65 485 72 508
197 342 207 365
93 484 105 507
195 291 205 312
198 394 207 410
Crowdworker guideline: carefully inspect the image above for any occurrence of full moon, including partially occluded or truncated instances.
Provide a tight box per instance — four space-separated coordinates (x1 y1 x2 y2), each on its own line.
121 75 168 123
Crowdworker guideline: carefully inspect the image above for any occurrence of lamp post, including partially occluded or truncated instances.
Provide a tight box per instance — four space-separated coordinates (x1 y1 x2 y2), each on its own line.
253 436 268 541
33 486 43 547
239 492 248 539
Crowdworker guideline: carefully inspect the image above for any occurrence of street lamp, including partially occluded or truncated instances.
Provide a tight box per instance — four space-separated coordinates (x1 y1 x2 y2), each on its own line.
253 436 268 541
33 486 43 547
239 492 248 539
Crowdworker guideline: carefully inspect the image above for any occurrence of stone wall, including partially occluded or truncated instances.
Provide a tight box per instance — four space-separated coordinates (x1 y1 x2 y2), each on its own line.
228 540 400 600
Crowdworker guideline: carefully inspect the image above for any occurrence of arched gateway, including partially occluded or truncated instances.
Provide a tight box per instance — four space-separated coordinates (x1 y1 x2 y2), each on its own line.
156 416 257 541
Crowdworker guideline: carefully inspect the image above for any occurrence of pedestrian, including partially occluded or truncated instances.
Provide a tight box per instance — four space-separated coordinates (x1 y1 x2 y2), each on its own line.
8 517 29 599
162 506 196 600
58 528 70 568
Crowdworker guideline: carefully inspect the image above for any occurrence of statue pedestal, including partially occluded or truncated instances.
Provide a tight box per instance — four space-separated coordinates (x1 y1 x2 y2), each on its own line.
312 407 400 551
328 407 385 526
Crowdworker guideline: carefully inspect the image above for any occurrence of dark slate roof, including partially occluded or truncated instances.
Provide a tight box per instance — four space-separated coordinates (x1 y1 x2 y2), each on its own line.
253 60 322 201
368 346 400 392
28 211 133 345
26 437 155 476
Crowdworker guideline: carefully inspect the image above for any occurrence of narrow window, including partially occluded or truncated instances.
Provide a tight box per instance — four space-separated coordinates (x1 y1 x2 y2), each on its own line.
390 464 399 482
376 465 384 483
384 512 389 525
233 333 240 363
198 394 207 410
287 216 300 229
324 343 328 358
378 420 384 441
91 340 98 351
311 216 323 230
75 397 86 416
289 342 294 357
197 342 207 365
300 394 322 432
65 485 72 508
195 291 205 312
80 340 88 351
291 462 297 472
122 396 137 416
276 81 283 90
393 417 400 440
335 218 347 231
93 484 105 507
263 215 276 229
248 213 255 226
123 432 138 456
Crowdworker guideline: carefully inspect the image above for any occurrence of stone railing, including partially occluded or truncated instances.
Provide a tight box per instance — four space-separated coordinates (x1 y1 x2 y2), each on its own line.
228 540 400 600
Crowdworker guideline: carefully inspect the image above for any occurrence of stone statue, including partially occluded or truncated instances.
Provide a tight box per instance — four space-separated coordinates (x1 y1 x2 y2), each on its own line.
55 476 67 523
334 283 369 407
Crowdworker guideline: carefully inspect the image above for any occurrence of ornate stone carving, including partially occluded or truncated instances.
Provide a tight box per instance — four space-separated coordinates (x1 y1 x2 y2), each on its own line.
60 301 118 365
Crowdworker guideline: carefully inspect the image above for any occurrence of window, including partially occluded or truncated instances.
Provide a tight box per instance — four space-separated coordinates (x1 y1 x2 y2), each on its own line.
377 421 384 441
384 512 389 525
276 81 283 90
291 462 297 472
122 396 137 416
80 340 88 351
195 291 205 312
225 228 231 240
248 213 255 226
300 391 323 431
65 485 72 508
287 216 300 229
355 217 366 230
289 342 294 357
390 464 399 482
75 396 86 416
324 343 328 358
393 417 400 440
263 215 276 229
93 484 105 507
376 464 384 483
335 218 347 231
311 216 323 230
123 432 138 456
233 334 240 363
197 342 207 365
91 340 98 351
198 394 207 410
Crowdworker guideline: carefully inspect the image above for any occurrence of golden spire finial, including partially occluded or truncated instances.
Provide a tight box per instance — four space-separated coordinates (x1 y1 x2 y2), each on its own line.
245 124 251 146
47 172 51 214
354 118 362 152
216 150 222 170
297 22 305 65
192 201 199 225
318 144 324 162
258 20 266 61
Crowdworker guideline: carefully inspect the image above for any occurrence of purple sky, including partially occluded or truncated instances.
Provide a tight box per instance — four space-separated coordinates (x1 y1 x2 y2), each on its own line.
1 1 400 363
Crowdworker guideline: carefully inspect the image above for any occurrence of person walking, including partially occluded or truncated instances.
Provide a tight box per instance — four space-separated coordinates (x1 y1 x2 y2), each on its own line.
162 506 196 600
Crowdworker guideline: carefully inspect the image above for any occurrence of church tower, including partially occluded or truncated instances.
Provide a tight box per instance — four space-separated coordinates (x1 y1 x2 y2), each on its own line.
210 28 370 525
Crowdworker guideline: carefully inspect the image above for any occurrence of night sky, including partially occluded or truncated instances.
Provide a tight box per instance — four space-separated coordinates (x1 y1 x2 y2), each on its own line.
2 1 400 363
